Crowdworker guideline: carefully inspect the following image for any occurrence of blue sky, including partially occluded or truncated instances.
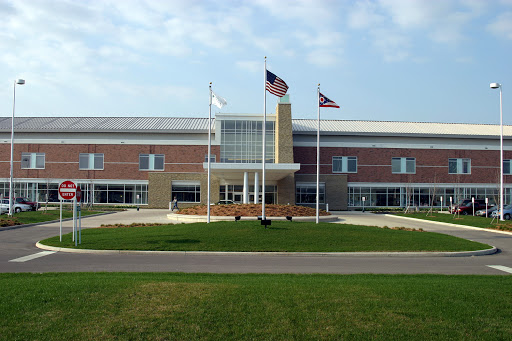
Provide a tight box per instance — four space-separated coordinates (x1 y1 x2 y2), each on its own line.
1 0 511 124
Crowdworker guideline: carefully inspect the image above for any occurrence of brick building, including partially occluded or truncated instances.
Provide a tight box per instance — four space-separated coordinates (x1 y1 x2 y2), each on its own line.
1 100 511 209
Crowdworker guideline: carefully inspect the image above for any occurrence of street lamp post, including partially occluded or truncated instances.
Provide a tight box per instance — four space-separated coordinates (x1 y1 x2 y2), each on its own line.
490 82 503 221
9 79 25 216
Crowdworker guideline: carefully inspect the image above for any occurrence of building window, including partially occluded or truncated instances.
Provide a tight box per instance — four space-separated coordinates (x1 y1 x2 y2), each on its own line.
139 154 164 171
172 181 200 203
296 182 325 204
392 157 415 174
21 153 45 169
79 153 104 170
505 160 511 175
204 154 216 163
220 119 275 163
449 158 471 174
332 156 357 173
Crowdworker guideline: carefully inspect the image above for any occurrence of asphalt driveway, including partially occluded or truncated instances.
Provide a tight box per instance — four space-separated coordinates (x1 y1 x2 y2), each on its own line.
1 209 511 275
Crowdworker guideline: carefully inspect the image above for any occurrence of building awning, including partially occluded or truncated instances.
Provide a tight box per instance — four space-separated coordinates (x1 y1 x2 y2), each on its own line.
202 163 301 182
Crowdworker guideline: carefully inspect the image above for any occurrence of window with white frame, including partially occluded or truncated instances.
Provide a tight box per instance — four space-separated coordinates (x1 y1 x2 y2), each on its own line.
79 153 104 170
391 157 415 174
505 160 511 175
139 154 164 171
171 181 200 202
332 156 357 173
448 158 471 174
204 154 216 163
21 153 45 169
296 182 325 204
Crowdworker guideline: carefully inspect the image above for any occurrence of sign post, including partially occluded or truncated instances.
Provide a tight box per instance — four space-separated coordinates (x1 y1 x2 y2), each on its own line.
59 199 62 242
58 181 76 243
76 187 82 245
73 197 77 246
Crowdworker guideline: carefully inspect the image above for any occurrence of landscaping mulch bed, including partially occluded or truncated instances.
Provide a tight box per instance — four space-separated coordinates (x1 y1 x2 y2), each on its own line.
177 204 330 217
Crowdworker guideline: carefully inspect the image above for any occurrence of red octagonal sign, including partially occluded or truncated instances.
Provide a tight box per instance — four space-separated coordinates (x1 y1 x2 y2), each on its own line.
58 181 76 200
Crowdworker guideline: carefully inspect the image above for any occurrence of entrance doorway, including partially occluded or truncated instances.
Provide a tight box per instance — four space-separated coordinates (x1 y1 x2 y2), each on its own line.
220 185 277 204
233 193 243 203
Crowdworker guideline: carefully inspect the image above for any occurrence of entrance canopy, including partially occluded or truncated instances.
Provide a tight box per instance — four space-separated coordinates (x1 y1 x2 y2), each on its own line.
203 163 300 182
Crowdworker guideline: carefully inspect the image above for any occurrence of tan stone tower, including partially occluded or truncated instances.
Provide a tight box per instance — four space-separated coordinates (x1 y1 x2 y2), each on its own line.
275 99 296 204
275 101 294 163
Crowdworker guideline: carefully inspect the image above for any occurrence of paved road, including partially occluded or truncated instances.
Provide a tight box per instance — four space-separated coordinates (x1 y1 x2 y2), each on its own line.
1 210 512 275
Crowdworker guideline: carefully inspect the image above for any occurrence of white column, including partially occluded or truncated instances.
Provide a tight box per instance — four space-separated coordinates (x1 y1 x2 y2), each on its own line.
254 172 259 204
243 172 249 204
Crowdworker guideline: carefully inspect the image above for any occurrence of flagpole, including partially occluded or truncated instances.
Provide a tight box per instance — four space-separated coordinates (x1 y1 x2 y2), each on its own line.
262 56 267 220
207 82 212 224
316 84 320 224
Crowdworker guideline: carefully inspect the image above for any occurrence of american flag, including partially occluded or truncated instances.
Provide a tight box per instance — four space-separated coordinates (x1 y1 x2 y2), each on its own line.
319 92 340 108
266 70 288 97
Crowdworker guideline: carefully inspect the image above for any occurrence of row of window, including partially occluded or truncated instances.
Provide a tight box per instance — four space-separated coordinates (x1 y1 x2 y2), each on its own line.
333 157 489 175
21 153 165 171
348 186 507 207
1 181 148 205
18 152 506 175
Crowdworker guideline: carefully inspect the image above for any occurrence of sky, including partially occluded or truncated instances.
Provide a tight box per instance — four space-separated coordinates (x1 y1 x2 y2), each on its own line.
1 0 511 124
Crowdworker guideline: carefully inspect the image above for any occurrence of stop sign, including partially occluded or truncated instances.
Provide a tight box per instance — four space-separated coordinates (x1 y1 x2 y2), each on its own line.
58 181 76 200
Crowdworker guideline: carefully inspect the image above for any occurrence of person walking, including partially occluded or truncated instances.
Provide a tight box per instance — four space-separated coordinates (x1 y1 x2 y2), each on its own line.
172 196 179 211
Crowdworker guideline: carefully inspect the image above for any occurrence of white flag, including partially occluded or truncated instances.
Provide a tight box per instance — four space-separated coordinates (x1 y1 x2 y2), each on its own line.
211 90 227 109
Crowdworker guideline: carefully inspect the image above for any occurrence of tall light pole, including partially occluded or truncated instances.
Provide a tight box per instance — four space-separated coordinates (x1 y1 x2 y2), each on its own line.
9 79 25 216
490 82 503 221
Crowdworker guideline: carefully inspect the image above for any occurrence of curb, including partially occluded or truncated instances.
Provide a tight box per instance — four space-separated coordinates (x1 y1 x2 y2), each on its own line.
35 241 498 258
167 213 339 223
0 212 116 232
385 214 512 236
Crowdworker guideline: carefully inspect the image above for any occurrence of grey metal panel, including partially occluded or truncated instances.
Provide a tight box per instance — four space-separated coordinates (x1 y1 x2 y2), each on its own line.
0 117 216 133
0 116 507 138
291 119 510 137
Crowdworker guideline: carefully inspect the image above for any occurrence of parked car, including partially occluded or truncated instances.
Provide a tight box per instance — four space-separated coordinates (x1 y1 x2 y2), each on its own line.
216 200 236 205
15 197 39 211
450 199 487 215
0 199 32 213
475 205 497 217
491 205 512 220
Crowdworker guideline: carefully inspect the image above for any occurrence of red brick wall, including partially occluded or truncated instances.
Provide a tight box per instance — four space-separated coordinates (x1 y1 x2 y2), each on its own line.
294 146 508 184
0 144 220 180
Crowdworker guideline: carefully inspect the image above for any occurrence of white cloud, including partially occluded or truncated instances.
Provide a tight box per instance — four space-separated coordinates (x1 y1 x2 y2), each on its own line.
252 0 336 27
371 29 410 62
348 0 385 29
378 0 453 29
487 12 512 39
235 61 261 73
306 49 341 67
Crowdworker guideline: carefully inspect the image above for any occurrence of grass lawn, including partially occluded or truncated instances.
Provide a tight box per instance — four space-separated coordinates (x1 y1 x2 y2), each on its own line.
0 209 102 227
0 273 511 340
40 220 490 252
395 212 512 231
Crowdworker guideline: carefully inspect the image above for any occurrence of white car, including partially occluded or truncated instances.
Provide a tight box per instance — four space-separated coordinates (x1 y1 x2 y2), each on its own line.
475 205 497 217
0 199 32 214
491 205 512 220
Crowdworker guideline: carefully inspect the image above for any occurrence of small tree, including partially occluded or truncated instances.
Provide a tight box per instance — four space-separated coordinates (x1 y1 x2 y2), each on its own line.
426 172 438 217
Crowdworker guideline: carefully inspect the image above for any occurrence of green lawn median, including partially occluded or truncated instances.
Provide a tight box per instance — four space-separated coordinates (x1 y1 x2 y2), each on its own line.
395 212 512 231
0 209 102 227
40 220 490 252
1 273 511 340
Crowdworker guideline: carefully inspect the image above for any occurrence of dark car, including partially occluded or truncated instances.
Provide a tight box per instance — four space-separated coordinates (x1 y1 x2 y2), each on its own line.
450 199 486 215
15 197 39 211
